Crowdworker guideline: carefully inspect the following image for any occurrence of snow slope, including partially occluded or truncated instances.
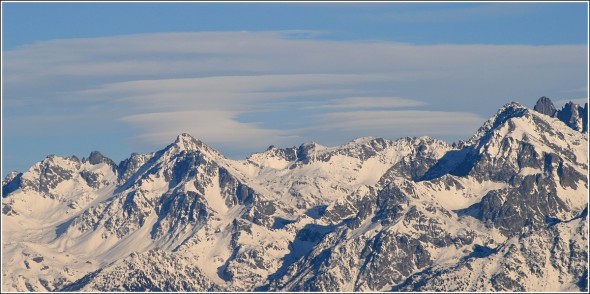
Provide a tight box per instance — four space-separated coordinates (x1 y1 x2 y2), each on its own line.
2 99 588 292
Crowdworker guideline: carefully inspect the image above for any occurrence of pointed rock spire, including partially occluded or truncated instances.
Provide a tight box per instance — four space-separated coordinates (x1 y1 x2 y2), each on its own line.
533 96 556 116
556 102 583 131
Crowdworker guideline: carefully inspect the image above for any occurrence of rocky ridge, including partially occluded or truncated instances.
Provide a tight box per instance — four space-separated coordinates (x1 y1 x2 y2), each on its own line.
2 97 588 292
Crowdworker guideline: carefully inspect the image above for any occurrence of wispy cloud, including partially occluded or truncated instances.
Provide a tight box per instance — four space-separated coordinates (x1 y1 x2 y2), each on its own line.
3 31 588 158
314 110 484 136
312 97 426 109
121 110 285 147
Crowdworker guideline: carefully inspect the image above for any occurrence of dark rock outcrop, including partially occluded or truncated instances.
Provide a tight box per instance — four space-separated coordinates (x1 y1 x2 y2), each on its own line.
534 96 557 116
533 96 588 133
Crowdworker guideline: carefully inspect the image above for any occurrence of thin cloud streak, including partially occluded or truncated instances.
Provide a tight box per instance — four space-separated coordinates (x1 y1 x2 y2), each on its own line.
312 97 427 109
314 110 485 135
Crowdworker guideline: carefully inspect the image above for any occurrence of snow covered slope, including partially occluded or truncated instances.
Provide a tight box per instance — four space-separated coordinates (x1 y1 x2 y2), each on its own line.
2 98 588 292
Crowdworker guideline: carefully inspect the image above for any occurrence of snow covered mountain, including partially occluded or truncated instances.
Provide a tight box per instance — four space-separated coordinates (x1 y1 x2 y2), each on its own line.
2 98 588 292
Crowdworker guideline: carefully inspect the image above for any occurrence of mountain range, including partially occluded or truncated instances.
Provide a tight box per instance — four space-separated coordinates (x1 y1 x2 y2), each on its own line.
2 97 588 292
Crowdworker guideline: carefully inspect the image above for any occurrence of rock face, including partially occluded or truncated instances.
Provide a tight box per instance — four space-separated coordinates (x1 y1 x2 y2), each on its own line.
533 96 588 133
2 171 22 197
534 96 557 116
2 101 588 292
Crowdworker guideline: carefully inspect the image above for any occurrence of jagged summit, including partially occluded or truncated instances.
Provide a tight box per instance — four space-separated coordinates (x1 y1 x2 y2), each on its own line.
161 133 224 159
531 96 588 133
467 101 529 145
497 100 530 118
506 100 525 107
557 101 586 132
84 150 116 167
172 133 202 151
534 96 557 116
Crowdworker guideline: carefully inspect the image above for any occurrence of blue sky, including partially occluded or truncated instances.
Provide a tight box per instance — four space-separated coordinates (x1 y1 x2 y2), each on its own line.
2 1 588 176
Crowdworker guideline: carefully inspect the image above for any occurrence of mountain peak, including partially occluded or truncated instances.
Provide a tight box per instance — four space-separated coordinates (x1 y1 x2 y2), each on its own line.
466 101 529 145
491 101 530 125
556 101 585 132
533 96 557 116
172 133 203 151
530 96 587 132
165 133 224 159
500 101 526 111
86 151 115 166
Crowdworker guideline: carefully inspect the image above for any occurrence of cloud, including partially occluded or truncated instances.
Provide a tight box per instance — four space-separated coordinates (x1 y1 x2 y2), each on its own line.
313 110 485 137
7 31 584 88
312 97 426 109
3 31 588 159
120 110 286 148
74 73 408 149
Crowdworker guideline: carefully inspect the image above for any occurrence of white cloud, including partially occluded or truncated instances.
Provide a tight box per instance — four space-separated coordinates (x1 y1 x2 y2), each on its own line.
3 31 588 158
313 97 426 109
121 110 286 148
314 110 485 136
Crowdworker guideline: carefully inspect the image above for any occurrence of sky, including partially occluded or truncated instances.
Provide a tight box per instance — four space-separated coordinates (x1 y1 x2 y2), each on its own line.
1 1 589 177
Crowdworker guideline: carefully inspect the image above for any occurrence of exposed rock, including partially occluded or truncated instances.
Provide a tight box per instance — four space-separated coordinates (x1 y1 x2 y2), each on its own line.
3 100 587 292
534 96 557 116
557 102 583 131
